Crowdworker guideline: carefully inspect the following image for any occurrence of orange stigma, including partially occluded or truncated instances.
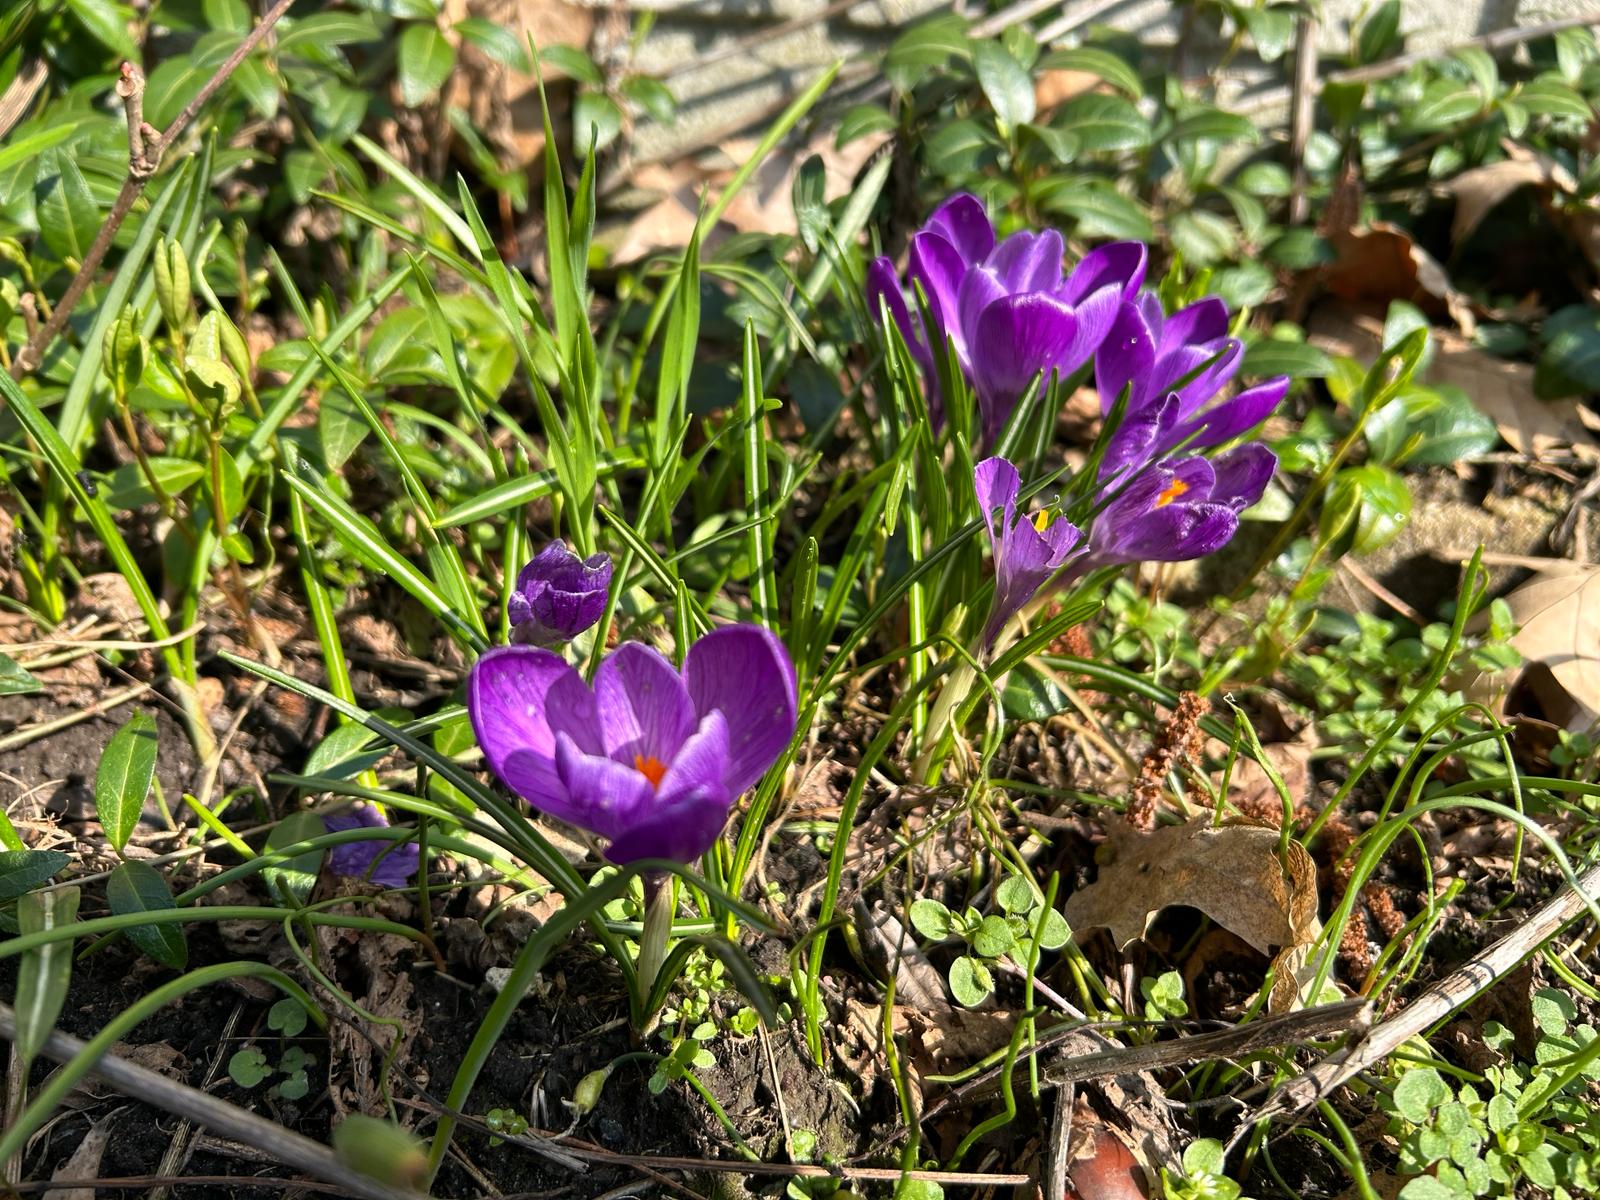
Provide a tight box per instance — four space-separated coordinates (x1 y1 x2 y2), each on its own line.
1155 478 1189 508
633 754 668 790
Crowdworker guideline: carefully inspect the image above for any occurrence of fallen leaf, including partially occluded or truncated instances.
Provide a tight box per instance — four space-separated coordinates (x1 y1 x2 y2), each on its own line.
1446 154 1576 246
43 1111 119 1200
1065 818 1321 1014
1035 68 1105 115
1065 1118 1148 1200
851 899 948 1012
1323 221 1476 334
1495 568 1600 730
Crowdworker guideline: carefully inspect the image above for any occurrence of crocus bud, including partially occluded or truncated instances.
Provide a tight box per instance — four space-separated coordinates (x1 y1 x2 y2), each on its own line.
507 542 613 646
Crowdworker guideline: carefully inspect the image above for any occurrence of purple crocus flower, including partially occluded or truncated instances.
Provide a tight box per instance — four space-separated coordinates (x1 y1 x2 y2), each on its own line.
508 542 613 646
1086 444 1276 566
1096 294 1289 480
866 193 1146 441
975 457 1085 651
323 804 420 888
467 626 798 865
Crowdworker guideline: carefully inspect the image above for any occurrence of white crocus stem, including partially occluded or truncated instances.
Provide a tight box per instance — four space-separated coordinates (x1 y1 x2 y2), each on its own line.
913 623 1022 781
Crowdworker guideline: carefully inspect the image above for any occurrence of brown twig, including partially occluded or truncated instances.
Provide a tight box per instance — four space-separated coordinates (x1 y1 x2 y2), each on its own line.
1287 12 1319 226
1244 15 1600 116
1242 860 1600 1134
9 0 295 379
0 1002 427 1200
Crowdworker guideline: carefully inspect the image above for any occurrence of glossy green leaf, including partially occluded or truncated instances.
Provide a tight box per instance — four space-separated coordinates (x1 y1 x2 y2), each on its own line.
102 458 206 509
1054 93 1150 153
0 850 70 903
95 711 159 852
35 151 98 263
106 860 186 969
972 40 1035 130
397 23 455 107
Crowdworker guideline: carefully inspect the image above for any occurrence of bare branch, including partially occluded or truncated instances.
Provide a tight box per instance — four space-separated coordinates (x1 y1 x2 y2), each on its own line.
9 0 296 379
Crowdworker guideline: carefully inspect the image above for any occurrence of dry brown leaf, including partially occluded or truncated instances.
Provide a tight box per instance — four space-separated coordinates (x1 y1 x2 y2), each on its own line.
1496 568 1600 730
1065 1118 1148 1200
1446 154 1576 246
1323 221 1476 333
1035 68 1105 115
1065 818 1321 1013
43 1111 118 1200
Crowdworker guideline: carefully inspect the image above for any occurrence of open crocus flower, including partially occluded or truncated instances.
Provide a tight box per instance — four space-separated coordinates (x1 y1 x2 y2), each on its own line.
508 542 613 645
1086 444 1276 566
866 193 1146 441
1096 293 1289 480
975 456 1084 651
467 626 798 865
323 804 420 888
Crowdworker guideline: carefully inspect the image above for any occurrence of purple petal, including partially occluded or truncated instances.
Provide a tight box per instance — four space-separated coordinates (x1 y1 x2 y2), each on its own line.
603 783 732 866
973 456 1022 562
909 231 969 349
1060 242 1148 306
924 192 996 266
553 732 655 841
1174 376 1289 450
987 229 1065 294
324 808 418 887
1096 299 1157 414
467 646 578 807
970 294 1082 438
1096 502 1239 564
1159 296 1231 349
986 509 1084 648
1210 443 1277 509
592 642 695 767
955 266 1007 367
657 710 732 801
1101 392 1179 481
1167 338 1243 420
683 625 798 796
866 257 913 339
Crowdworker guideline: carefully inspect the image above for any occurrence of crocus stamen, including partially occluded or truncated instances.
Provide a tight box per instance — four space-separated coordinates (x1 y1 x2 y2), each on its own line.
1156 478 1189 508
633 755 668 790
1032 510 1051 532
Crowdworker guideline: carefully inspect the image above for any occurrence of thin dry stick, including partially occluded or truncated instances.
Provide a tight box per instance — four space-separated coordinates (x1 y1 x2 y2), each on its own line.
1243 14 1600 116
1245 859 1600 1131
1287 12 1318 227
0 1002 427 1200
10 0 296 379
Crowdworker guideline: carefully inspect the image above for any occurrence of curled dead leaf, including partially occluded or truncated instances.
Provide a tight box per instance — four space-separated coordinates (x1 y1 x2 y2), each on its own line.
1446 153 1578 246
1323 221 1476 334
1490 568 1600 730
1065 818 1321 1013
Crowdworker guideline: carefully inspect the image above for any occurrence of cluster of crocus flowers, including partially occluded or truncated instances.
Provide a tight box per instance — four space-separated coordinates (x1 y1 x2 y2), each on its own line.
508 541 613 645
866 192 1146 441
467 626 797 865
875 196 1290 646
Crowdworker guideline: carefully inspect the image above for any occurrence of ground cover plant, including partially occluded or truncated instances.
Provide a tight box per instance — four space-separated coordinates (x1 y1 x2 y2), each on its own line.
3 1 1600 1197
